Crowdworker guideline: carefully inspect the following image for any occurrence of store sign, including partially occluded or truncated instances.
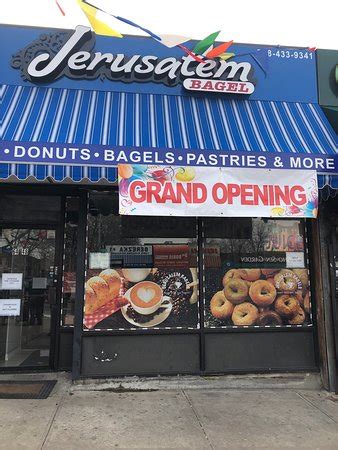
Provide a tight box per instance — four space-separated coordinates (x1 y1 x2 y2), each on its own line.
119 166 318 218
2 140 338 174
12 25 254 93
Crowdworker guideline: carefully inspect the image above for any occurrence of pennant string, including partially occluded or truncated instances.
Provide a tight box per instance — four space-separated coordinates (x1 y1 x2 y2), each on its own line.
55 0 65 16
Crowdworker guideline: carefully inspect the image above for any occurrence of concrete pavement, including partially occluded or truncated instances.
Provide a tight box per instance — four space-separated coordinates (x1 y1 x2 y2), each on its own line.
0 373 337 449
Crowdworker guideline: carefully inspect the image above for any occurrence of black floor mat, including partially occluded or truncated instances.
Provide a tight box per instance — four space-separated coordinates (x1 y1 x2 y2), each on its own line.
0 380 57 399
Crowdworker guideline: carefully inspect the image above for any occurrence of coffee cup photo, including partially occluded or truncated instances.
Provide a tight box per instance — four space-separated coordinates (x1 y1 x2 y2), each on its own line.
129 281 164 315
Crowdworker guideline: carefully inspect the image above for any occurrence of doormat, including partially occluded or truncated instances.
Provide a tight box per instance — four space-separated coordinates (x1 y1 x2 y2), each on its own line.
0 380 57 399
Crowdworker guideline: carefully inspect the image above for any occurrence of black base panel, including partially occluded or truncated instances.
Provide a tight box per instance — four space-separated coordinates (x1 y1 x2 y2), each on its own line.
205 331 317 373
58 332 73 370
81 334 200 377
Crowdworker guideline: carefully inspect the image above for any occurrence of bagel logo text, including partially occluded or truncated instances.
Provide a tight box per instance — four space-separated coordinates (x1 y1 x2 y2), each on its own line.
118 165 318 218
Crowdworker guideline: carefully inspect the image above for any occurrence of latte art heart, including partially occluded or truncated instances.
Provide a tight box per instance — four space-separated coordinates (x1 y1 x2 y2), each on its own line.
137 287 156 303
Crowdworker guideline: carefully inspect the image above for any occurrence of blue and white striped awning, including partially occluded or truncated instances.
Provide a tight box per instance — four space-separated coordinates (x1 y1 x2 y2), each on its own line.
1 83 337 187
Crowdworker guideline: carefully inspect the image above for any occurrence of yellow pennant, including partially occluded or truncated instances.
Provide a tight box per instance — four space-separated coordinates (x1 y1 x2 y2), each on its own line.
76 0 123 37
219 52 235 61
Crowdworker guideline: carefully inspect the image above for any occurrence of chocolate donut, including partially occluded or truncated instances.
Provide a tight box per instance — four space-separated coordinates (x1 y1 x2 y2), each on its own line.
256 311 283 326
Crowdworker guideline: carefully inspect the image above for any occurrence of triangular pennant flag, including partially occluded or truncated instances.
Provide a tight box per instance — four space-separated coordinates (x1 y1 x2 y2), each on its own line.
77 0 123 37
206 40 233 59
219 52 235 61
193 31 220 55
157 34 191 48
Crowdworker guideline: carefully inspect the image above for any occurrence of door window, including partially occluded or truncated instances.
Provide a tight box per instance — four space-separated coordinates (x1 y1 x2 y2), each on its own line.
0 228 56 367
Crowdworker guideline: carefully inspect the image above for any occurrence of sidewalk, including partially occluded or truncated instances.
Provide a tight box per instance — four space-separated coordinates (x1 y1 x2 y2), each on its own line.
0 373 337 449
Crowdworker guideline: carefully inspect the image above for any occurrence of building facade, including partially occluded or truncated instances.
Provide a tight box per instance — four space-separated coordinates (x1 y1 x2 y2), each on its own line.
0 24 337 391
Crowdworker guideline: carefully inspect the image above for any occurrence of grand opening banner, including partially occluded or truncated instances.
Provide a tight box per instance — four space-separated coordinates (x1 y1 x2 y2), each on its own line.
118 166 318 218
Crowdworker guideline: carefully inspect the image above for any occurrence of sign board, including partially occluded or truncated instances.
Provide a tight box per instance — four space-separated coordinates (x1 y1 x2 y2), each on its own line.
0 24 317 103
1 141 338 174
1 273 23 290
119 166 318 218
0 299 21 316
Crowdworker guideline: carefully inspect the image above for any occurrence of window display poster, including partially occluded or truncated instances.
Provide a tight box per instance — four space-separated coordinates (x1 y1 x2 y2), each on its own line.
83 267 199 330
205 267 311 328
1 273 23 290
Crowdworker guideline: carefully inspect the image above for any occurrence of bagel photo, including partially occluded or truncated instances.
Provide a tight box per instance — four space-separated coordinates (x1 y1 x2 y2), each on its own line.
207 267 311 327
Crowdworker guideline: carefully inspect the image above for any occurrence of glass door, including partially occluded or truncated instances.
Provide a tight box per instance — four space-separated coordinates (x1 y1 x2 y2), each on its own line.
0 228 58 368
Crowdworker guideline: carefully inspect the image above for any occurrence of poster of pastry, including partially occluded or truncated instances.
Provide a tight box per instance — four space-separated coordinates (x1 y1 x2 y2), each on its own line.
205 267 311 328
83 267 199 330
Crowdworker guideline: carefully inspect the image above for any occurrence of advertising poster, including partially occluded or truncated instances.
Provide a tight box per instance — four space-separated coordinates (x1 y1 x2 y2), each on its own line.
205 267 311 328
119 165 318 218
83 266 199 330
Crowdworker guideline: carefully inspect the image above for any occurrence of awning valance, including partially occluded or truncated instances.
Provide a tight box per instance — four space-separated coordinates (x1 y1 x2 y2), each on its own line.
1 84 337 186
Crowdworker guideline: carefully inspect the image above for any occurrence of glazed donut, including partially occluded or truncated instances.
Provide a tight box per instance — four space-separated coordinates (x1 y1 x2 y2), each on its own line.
303 292 310 314
261 268 279 278
256 311 283 326
288 306 306 325
249 280 277 306
274 294 300 318
274 270 299 293
232 302 258 326
222 269 246 286
210 291 234 319
224 279 249 305
240 269 261 282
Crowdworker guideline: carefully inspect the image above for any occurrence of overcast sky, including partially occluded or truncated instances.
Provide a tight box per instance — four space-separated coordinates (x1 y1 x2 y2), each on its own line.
1 0 338 50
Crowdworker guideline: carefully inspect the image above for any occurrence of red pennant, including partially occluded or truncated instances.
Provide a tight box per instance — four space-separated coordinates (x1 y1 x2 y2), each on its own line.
206 40 233 59
178 44 205 63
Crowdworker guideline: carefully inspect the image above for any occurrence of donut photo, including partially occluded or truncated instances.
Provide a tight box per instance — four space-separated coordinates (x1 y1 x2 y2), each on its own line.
205 267 312 328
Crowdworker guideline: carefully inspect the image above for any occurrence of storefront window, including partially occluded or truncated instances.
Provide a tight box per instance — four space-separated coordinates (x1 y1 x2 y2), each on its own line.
84 192 199 331
61 197 79 327
204 218 312 328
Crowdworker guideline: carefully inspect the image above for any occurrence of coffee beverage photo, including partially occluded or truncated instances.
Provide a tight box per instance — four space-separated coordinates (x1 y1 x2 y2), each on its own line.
130 281 163 315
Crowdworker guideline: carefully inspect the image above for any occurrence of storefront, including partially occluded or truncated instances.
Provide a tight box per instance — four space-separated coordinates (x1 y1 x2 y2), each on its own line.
1 24 338 387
